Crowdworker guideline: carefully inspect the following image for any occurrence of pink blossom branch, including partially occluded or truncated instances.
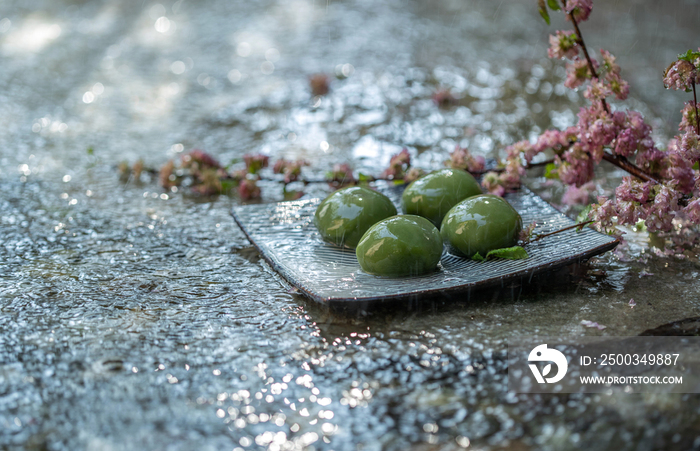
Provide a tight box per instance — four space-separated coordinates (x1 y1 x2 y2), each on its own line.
564 3 610 115
558 1 662 186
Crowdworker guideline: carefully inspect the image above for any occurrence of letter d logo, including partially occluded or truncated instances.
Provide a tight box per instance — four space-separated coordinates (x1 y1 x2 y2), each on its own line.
528 344 568 384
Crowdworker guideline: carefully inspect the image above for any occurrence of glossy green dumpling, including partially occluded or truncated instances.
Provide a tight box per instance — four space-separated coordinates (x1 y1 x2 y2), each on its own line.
356 215 443 277
440 194 522 258
314 186 397 248
401 168 482 226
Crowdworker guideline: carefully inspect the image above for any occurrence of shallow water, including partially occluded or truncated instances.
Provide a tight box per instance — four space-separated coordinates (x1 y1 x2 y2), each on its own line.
2 0 700 450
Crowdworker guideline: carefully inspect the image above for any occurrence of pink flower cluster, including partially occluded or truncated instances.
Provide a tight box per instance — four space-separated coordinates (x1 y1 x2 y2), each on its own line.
562 183 594 206
557 144 594 186
182 149 222 171
446 145 485 173
243 153 270 174
235 153 271 199
481 141 529 195
565 0 593 22
382 149 412 180
178 150 229 196
565 58 596 90
579 51 628 102
563 97 699 232
590 172 696 233
680 101 699 133
238 178 261 200
482 104 659 194
534 128 575 157
548 30 579 60
494 2 700 239
273 158 309 184
663 59 699 92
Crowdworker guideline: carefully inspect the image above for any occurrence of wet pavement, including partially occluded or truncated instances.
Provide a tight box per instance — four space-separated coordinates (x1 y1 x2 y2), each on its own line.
1 0 700 449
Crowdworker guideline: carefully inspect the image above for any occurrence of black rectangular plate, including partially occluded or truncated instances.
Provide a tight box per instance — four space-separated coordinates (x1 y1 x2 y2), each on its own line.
231 187 618 306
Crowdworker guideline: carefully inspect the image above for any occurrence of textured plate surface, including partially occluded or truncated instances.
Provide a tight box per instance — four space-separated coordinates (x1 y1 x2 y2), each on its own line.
232 187 618 305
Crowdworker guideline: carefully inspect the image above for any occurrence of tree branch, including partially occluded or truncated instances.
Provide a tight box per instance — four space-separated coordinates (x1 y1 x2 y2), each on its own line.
601 152 661 185
566 9 610 115
528 220 594 243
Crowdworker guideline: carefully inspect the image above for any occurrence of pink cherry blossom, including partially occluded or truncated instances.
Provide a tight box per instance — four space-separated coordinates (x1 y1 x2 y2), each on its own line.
565 0 593 22
589 196 617 230
679 132 700 162
447 146 486 172
615 200 640 224
615 178 652 204
597 50 629 100
182 149 221 170
533 129 570 155
243 153 269 174
679 101 699 133
584 77 613 102
635 148 667 175
273 159 309 184
643 185 680 232
562 184 592 205
558 145 595 186
548 30 579 60
238 178 261 200
683 198 700 224
481 172 506 196
663 60 698 91
382 148 412 179
662 150 695 194
565 58 595 90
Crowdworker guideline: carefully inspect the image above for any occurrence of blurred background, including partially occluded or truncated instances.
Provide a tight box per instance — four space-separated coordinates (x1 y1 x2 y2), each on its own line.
1 0 698 177
1 0 700 450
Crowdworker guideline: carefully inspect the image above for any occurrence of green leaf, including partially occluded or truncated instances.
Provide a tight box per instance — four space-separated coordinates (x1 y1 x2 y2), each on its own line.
547 0 561 10
576 204 592 224
358 172 371 182
544 163 559 179
220 179 236 194
393 179 405 186
693 161 699 171
677 49 700 62
87 147 94 156
485 246 529 260
471 252 485 261
633 219 647 233
538 2 551 25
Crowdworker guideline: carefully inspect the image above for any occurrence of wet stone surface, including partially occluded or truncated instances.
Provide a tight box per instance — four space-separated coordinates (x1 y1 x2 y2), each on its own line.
1 0 700 450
